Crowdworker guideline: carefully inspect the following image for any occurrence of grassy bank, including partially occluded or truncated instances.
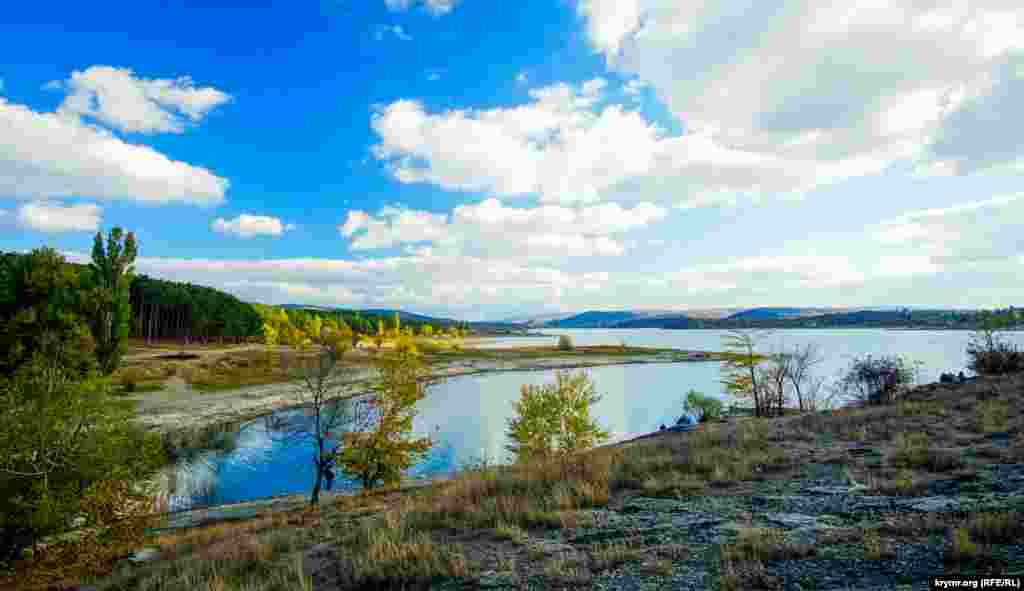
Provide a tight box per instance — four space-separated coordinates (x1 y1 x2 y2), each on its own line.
38 370 1020 590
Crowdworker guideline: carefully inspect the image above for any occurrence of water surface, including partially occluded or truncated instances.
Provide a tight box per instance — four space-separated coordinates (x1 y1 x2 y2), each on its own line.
162 328 1023 510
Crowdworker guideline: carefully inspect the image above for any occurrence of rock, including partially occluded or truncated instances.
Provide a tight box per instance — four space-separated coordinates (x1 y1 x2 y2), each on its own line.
668 514 723 530
529 540 576 556
765 513 819 529
477 570 517 589
900 497 961 513
806 486 855 495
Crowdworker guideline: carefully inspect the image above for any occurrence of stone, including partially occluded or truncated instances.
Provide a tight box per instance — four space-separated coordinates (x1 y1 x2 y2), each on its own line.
765 513 819 529
477 570 517 589
669 514 723 530
807 486 855 495
900 497 961 513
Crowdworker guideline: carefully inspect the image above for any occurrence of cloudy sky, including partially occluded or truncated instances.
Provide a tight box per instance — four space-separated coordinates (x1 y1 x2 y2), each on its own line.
2 1 1022 320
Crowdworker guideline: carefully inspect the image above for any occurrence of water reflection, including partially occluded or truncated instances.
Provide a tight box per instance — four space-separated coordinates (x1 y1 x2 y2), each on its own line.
160 329 1020 509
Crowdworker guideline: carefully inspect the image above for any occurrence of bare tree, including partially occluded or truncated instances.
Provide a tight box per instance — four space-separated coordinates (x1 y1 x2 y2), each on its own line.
757 353 790 417
265 347 363 506
784 343 825 413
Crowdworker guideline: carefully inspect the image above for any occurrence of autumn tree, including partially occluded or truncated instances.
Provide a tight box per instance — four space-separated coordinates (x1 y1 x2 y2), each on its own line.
87 228 137 374
720 329 769 417
337 348 432 489
506 370 608 463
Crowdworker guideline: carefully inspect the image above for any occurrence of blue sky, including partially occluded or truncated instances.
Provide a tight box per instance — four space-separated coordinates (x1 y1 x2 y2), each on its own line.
2 1 1023 320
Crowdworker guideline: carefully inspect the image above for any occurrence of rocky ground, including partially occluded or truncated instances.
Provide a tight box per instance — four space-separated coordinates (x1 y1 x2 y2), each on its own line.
445 462 1024 591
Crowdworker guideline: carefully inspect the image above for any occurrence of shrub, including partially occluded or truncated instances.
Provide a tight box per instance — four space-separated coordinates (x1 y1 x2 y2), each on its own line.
837 355 917 406
967 335 1024 376
506 370 608 463
557 334 574 351
684 390 724 422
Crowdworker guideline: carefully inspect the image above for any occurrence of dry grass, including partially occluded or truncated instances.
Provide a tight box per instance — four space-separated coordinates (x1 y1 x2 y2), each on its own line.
975 400 1010 433
945 527 980 564
332 510 471 589
542 555 593 585
720 527 815 564
589 539 644 572
492 521 528 543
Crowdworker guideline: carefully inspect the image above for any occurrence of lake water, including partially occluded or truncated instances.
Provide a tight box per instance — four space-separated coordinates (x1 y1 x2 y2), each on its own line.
161 328 1024 510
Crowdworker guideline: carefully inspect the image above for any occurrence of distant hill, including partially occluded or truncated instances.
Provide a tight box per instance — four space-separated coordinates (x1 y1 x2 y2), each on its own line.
727 307 821 320
533 306 998 330
546 311 643 328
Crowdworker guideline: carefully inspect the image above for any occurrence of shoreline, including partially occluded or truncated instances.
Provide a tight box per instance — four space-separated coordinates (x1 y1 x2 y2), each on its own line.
132 347 717 438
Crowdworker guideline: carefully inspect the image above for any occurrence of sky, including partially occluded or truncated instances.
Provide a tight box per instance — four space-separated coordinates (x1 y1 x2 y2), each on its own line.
1 1 1023 321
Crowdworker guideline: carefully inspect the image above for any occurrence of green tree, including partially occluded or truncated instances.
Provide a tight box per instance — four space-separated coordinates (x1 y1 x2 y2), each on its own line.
87 228 137 374
0 249 96 376
683 390 723 422
0 343 164 567
506 370 608 463
337 349 432 489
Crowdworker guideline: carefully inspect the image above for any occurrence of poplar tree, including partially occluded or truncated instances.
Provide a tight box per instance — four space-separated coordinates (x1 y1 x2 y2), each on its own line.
88 228 137 374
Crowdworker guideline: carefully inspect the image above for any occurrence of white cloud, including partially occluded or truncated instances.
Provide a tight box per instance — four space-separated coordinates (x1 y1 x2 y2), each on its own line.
16 201 101 233
384 0 459 16
874 193 1024 267
371 77 897 208
54 66 231 135
374 25 413 41
56 242 974 320
339 198 666 258
576 1 1024 181
212 214 293 239
0 96 228 205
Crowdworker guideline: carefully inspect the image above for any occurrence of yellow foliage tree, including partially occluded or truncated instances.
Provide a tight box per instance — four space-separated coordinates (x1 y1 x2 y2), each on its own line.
337 348 432 489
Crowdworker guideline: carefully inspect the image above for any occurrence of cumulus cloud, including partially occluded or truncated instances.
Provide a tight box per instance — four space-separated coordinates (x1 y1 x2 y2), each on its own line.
371 77 893 208
54 66 231 135
384 0 459 16
212 214 294 239
576 1 1024 182
339 199 666 258
0 76 228 205
16 201 101 233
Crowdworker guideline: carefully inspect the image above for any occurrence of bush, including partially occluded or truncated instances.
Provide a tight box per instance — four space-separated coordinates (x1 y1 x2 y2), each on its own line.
684 390 723 422
967 336 1024 376
506 370 608 462
557 334 574 351
837 355 916 406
